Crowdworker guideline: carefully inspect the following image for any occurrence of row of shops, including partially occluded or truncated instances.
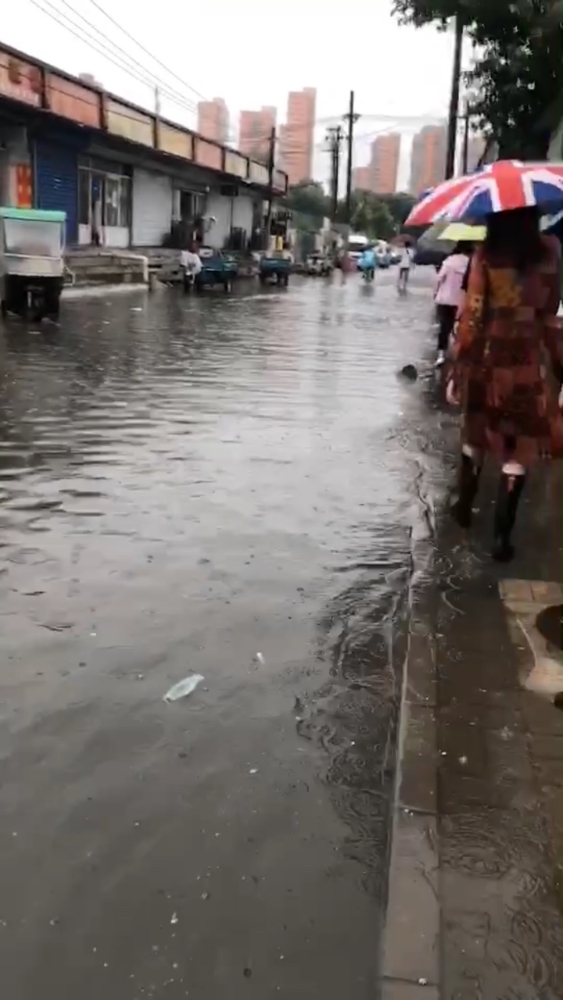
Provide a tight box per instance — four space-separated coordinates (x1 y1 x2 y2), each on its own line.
0 127 264 251
0 42 287 252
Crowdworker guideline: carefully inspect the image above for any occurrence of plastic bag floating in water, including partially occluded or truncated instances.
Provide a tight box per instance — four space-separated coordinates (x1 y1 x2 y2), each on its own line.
163 674 205 703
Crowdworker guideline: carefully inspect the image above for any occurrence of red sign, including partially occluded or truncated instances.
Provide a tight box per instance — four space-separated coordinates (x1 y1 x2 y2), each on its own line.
16 164 32 208
0 50 41 106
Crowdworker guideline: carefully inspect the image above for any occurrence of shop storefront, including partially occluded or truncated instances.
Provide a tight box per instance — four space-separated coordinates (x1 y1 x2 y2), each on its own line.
34 139 79 244
132 167 173 246
78 156 131 248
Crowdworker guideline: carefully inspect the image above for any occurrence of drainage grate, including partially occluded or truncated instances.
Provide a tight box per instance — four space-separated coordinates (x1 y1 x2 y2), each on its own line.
535 604 563 651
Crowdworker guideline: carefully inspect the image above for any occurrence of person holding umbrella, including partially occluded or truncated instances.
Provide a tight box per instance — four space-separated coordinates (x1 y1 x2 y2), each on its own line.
405 161 563 562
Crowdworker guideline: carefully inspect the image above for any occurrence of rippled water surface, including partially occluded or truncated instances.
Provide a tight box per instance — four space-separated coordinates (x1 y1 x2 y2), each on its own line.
0 273 443 999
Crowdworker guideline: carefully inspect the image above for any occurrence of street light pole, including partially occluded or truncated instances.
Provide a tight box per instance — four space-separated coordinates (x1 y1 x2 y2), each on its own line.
445 14 464 179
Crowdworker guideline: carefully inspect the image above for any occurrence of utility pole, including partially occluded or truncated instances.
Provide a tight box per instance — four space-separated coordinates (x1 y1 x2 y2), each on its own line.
264 125 276 250
445 14 464 179
343 91 360 226
325 125 344 221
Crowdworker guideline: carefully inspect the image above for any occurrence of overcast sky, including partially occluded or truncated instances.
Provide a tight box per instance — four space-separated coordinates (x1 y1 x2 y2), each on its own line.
3 0 468 187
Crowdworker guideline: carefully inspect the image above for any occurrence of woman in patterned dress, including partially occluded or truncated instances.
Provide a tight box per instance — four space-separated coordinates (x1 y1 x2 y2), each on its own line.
447 207 563 562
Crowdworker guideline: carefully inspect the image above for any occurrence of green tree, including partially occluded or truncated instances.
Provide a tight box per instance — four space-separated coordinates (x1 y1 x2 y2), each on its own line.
284 182 330 221
392 0 562 158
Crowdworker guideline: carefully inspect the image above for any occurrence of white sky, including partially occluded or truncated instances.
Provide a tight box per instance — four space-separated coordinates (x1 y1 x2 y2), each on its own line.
3 0 471 188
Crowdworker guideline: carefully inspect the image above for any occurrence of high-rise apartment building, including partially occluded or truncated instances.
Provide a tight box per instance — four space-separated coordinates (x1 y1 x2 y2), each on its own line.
238 106 277 163
410 124 447 196
279 87 316 187
369 133 401 194
197 97 229 144
353 166 370 191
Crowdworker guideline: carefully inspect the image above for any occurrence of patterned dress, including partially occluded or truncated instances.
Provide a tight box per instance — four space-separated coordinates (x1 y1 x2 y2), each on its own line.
452 235 563 465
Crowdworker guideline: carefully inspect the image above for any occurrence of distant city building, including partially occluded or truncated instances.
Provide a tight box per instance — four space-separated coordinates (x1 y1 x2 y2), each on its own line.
279 88 316 186
369 133 401 194
238 106 277 163
197 97 229 144
353 166 370 191
410 124 447 196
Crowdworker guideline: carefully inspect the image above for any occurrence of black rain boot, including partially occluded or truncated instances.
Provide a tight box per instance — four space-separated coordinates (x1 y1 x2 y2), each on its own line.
450 453 482 529
492 472 526 562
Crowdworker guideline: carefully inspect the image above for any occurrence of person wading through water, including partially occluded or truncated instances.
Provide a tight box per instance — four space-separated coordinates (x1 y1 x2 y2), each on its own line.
447 206 563 562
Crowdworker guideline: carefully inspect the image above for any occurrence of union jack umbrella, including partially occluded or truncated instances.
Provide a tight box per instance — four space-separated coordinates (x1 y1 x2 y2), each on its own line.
405 161 563 227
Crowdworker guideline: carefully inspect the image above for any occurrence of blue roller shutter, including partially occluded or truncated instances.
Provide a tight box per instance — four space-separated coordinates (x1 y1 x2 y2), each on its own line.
34 141 78 244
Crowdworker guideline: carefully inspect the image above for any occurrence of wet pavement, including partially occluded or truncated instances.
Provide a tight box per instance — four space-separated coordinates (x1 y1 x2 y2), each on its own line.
0 272 449 999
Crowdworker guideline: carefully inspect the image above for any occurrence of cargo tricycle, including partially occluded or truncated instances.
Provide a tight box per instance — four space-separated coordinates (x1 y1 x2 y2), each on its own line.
0 207 66 321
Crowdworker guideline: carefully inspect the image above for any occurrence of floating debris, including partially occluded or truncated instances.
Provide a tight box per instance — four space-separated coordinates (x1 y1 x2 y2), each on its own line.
253 652 265 665
170 912 179 925
163 674 204 703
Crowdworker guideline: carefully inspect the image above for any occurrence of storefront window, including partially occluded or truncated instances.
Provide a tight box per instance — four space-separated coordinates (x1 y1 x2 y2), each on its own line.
105 176 120 228
78 168 90 226
119 177 131 228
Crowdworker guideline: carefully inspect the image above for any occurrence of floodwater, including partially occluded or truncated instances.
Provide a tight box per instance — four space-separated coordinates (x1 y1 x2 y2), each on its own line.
0 272 445 999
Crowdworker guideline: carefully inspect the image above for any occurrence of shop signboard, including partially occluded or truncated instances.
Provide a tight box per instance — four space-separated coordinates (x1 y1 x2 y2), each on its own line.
46 73 100 128
106 99 154 147
196 139 222 171
158 123 193 161
0 49 41 106
225 150 248 180
249 161 269 186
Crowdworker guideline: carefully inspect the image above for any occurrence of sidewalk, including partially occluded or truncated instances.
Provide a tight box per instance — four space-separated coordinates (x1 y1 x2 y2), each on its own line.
382 456 563 999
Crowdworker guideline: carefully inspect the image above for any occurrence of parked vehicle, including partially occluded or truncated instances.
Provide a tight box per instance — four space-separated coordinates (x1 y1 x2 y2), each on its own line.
346 233 369 263
259 251 291 286
0 207 65 321
305 253 333 276
195 246 238 293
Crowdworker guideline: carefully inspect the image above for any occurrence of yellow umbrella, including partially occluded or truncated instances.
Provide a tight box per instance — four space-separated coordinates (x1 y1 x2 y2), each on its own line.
440 222 486 243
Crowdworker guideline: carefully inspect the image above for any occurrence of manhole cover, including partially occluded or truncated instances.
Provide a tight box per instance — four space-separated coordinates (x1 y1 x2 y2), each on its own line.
535 604 563 651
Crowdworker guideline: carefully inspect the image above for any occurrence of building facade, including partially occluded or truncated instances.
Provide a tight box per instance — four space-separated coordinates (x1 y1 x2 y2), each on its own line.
197 97 229 144
279 87 316 187
352 166 370 191
410 124 447 196
238 106 276 163
0 43 287 251
369 133 400 194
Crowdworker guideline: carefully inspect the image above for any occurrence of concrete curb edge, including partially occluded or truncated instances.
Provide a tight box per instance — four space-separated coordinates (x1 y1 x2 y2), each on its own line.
381 620 440 1000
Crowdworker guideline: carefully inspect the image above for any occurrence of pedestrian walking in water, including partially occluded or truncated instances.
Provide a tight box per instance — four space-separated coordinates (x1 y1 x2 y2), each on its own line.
447 207 563 561
433 242 473 367
397 242 413 292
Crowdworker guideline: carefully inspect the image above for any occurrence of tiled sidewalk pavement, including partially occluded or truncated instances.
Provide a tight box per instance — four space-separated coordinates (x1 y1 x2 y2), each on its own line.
382 466 563 999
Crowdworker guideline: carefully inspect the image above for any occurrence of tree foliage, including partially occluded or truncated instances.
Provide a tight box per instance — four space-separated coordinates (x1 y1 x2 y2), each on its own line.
392 0 563 157
284 184 415 239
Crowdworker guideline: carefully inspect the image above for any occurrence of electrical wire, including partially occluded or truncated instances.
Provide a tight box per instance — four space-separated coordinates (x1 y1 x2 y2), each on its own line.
56 0 200 114
27 0 199 120
86 0 207 103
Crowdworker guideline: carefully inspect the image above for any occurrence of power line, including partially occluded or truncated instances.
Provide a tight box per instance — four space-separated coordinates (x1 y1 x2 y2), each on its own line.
86 0 207 104
56 0 199 114
27 0 199 119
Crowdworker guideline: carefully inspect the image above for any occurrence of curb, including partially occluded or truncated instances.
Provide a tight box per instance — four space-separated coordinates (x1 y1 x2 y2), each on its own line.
381 612 440 999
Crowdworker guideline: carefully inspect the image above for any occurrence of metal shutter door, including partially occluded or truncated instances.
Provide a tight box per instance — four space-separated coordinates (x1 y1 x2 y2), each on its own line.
132 169 173 246
35 142 78 244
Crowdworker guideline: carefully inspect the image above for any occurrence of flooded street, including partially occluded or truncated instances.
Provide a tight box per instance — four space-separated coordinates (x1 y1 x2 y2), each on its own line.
0 272 446 999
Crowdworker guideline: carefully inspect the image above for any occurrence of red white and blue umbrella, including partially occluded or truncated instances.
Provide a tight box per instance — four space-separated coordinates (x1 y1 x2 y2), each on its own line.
405 161 563 227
